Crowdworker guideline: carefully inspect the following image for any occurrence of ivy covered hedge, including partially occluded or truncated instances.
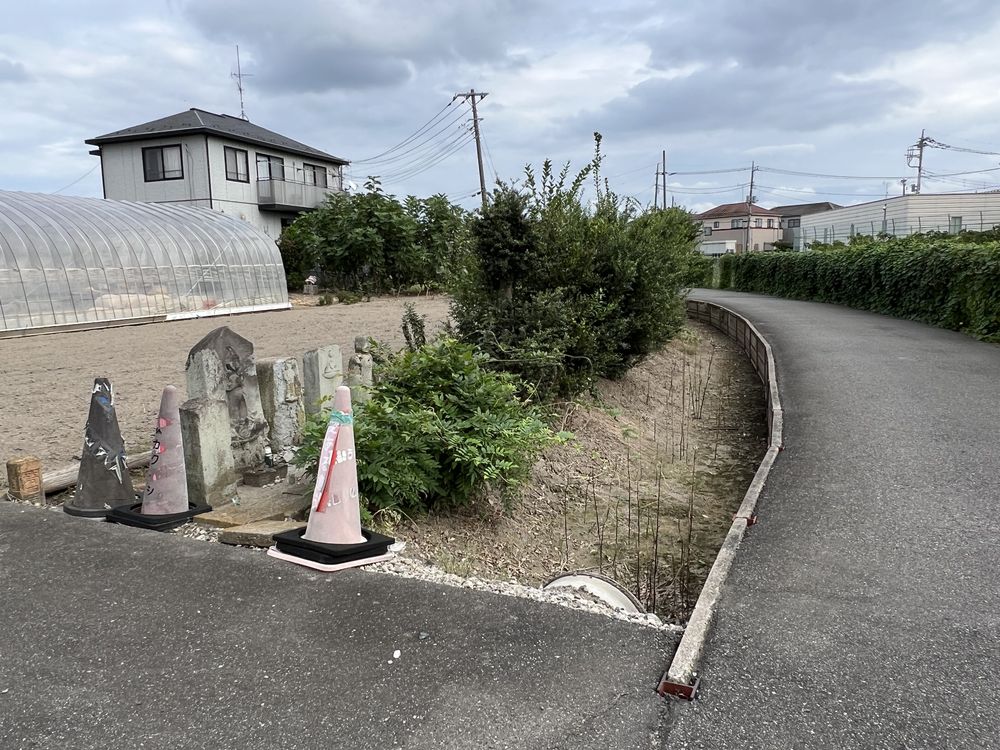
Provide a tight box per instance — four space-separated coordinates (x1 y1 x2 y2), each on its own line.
717 233 1000 342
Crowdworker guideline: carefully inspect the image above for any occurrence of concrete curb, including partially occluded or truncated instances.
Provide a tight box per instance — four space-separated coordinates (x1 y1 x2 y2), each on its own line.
658 298 784 699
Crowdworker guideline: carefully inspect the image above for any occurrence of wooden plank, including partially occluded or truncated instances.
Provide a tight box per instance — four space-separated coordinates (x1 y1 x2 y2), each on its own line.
219 519 304 547
195 483 310 529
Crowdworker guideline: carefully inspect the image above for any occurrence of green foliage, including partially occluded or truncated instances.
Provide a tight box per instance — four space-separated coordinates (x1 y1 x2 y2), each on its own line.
449 133 705 398
717 233 1000 341
278 179 470 293
295 338 552 516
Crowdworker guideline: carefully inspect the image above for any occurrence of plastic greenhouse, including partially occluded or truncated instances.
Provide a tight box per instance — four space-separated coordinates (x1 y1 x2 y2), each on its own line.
0 190 290 335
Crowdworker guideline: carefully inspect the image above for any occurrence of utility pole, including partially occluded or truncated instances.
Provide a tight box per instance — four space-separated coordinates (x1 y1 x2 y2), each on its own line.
744 161 757 253
453 89 488 207
906 129 928 194
662 149 667 210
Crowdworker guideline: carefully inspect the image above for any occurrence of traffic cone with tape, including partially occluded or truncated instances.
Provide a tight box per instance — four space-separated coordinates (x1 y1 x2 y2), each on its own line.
268 385 395 571
107 385 211 531
64 378 133 518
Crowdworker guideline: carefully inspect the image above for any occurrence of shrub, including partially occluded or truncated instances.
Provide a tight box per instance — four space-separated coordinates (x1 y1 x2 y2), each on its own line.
278 179 470 293
450 135 704 398
295 337 552 516
718 233 1000 342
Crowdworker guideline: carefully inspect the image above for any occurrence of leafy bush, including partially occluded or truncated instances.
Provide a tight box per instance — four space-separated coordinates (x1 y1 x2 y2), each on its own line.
295 337 552 516
717 233 1000 341
450 135 705 398
278 179 470 293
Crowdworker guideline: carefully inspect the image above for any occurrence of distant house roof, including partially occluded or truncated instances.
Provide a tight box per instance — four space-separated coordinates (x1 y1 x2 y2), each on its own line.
697 202 781 220
86 108 349 164
771 201 842 217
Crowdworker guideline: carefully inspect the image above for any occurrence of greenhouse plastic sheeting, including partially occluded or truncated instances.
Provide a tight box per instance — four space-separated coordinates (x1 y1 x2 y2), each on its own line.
0 190 290 334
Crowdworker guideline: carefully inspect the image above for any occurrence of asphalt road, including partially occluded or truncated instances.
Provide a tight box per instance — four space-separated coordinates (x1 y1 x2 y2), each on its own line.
664 291 1000 749
0 504 672 749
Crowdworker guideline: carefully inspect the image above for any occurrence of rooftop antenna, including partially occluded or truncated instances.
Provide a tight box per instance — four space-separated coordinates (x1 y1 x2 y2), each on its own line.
231 44 252 120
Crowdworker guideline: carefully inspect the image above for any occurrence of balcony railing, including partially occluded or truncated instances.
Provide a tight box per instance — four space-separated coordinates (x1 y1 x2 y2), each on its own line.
257 177 341 211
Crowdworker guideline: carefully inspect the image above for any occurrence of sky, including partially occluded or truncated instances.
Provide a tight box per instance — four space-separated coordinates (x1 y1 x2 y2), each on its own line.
4 0 1000 213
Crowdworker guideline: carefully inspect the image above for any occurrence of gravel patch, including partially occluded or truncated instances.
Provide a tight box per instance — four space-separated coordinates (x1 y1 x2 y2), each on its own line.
369 555 682 632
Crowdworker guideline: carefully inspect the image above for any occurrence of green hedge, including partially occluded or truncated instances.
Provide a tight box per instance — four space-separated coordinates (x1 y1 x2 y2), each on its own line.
716 234 1000 342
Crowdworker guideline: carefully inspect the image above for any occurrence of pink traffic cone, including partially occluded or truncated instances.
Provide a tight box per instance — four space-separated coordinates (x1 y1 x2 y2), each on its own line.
303 385 366 545
141 385 188 515
268 385 395 571
107 385 210 531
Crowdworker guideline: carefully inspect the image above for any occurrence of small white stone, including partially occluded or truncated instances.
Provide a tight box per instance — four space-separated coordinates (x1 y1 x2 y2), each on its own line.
393 650 401 659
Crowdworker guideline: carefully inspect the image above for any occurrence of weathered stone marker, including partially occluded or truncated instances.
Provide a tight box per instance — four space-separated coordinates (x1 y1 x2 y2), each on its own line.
179 397 238 508
302 344 343 415
6 456 43 504
186 327 269 472
141 385 188 515
257 357 305 458
347 336 373 404
65 378 133 518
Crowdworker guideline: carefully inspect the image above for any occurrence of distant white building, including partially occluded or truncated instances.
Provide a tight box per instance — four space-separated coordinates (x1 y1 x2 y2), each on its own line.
799 193 1000 249
87 109 349 239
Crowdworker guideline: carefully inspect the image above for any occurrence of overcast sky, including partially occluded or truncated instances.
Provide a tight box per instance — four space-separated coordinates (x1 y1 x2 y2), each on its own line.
4 0 1000 212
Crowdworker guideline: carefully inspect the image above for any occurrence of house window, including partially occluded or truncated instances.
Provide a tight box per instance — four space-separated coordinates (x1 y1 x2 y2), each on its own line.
713 221 720 229
302 163 328 188
257 154 285 181
788 218 800 228
703 227 713 236
142 145 183 182
731 219 741 229
754 218 762 227
767 218 774 228
950 216 962 233
224 147 249 182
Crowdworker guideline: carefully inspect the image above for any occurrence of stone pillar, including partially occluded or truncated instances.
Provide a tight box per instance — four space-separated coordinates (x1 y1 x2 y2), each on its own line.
302 344 343 415
6 456 43 503
180 397 238 508
186 326 269 472
257 357 305 459
347 336 373 404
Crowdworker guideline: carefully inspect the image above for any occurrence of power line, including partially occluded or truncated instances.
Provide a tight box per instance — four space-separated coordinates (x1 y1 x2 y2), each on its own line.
352 101 456 164
355 104 470 167
51 163 99 194
378 131 476 183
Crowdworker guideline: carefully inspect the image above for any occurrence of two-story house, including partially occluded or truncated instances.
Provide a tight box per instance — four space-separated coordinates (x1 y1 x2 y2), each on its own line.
695 202 782 255
771 202 841 250
86 108 349 239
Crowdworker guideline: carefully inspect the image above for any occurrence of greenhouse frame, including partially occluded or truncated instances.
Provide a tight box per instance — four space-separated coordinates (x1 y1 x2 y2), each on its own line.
0 190 290 336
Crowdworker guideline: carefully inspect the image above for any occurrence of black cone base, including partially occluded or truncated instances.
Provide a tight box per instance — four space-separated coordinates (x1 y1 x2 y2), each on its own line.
64 503 112 519
273 527 395 566
107 501 212 532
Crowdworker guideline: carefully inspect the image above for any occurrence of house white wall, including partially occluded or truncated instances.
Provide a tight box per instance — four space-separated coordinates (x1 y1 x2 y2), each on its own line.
100 135 212 209
799 193 1000 248
98 135 345 240
698 216 782 252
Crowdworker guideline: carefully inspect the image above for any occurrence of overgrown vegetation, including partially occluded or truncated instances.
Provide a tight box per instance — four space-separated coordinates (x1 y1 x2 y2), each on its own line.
450 134 709 398
296 333 554 518
279 178 470 293
717 232 1000 341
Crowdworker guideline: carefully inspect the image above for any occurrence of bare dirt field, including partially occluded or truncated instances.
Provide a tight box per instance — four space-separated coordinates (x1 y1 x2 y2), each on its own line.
0 295 450 483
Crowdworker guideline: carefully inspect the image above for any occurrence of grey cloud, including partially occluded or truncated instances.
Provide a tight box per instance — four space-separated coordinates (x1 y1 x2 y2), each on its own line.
644 0 999 74
0 58 29 83
180 0 545 93
578 64 914 140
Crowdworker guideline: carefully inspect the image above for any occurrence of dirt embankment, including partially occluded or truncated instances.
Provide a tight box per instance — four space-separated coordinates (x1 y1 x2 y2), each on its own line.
397 321 768 622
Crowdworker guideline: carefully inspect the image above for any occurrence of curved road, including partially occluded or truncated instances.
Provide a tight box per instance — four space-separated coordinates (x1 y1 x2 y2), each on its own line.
666 291 1000 749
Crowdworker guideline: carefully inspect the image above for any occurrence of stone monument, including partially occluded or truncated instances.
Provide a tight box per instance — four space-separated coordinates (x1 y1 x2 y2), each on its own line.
346 336 373 404
302 344 343 415
186 327 269 473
